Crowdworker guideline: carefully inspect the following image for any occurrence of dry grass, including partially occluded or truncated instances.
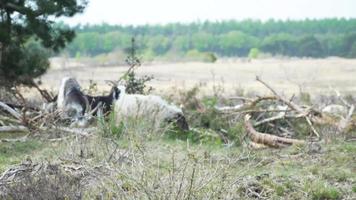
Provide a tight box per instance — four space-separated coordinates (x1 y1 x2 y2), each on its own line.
41 57 356 96
2 132 354 199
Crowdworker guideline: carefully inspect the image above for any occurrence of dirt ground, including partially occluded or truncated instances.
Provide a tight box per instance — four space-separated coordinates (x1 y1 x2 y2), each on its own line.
41 57 356 96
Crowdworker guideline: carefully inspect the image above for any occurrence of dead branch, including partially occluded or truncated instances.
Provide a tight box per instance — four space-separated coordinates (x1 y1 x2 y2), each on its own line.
228 96 254 102
0 115 21 124
0 125 29 133
256 76 321 138
0 101 22 120
254 112 307 127
30 80 55 103
305 116 320 137
249 96 277 108
215 96 277 113
256 76 304 113
215 104 244 112
0 136 28 143
0 102 40 113
330 86 351 107
244 115 305 148
254 112 285 126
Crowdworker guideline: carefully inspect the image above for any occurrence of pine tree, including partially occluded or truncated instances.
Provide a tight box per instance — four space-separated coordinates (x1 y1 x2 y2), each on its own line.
0 0 87 86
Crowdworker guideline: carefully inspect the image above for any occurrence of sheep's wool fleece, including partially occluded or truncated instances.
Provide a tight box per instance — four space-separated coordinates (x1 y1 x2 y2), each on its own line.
115 93 182 125
322 104 347 116
57 77 81 110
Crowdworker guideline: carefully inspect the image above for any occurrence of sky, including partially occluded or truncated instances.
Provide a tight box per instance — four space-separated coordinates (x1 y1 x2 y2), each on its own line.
63 0 356 26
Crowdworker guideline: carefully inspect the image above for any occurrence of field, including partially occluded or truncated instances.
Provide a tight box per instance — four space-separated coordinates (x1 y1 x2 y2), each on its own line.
42 57 356 96
1 58 356 199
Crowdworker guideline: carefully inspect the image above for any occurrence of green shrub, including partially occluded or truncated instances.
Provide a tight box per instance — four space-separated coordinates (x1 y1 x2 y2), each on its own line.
248 48 260 59
185 50 217 63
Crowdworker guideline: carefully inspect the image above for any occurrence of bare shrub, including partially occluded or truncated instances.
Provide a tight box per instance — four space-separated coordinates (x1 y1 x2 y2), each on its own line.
0 162 82 200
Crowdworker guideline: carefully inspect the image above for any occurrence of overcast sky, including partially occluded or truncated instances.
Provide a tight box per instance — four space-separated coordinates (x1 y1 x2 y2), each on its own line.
63 0 356 26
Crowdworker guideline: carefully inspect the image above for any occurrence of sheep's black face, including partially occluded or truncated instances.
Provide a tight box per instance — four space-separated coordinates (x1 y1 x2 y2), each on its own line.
172 113 189 131
112 87 120 100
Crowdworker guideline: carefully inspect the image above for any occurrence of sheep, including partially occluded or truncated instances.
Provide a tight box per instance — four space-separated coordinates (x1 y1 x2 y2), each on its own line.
322 104 347 116
57 77 89 126
114 86 189 131
85 86 120 116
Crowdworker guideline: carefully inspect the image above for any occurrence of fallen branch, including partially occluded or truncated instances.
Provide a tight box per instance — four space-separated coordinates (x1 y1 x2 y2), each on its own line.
0 101 22 120
215 104 244 112
228 96 254 102
215 96 277 113
254 112 285 126
330 86 351 107
0 116 21 124
305 116 320 138
1 136 28 143
256 76 321 138
0 125 29 133
30 80 55 103
256 76 304 113
244 114 305 148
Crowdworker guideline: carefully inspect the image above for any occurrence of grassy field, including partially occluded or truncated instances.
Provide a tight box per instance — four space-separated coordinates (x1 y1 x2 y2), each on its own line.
1 58 356 199
0 130 355 199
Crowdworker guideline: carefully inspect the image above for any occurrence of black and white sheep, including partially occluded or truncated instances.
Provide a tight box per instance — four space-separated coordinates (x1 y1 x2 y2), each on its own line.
85 86 120 116
57 77 89 125
57 77 120 123
114 86 189 131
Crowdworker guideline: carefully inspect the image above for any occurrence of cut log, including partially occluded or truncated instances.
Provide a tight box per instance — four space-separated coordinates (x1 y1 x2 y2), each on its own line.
244 114 305 148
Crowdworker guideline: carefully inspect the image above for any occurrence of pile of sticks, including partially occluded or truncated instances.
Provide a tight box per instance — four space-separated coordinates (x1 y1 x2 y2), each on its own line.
0 87 95 141
216 76 354 148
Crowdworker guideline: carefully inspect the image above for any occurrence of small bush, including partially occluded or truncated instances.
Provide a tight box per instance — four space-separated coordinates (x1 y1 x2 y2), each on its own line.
120 37 154 95
185 50 217 63
248 48 260 59
0 163 82 200
123 71 153 94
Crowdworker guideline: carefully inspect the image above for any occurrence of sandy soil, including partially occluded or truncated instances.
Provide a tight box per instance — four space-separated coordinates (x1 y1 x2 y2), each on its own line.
40 57 356 96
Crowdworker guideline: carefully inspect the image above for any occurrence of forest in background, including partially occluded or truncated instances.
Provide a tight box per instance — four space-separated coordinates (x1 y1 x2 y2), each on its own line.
61 18 356 61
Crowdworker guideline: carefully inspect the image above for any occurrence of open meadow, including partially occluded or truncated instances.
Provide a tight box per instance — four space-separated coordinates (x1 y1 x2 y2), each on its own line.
2 1 356 199
1 58 356 199
42 57 356 96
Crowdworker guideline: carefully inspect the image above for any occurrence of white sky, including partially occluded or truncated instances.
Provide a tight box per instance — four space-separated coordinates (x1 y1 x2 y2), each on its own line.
63 0 356 26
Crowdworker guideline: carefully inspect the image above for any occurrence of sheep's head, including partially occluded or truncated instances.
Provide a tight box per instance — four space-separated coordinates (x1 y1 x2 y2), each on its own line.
62 77 81 95
116 85 126 97
165 105 189 131
110 86 120 100
106 80 125 100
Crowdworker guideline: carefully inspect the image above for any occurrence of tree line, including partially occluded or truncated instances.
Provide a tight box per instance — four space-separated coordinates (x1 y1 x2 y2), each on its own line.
63 18 356 59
